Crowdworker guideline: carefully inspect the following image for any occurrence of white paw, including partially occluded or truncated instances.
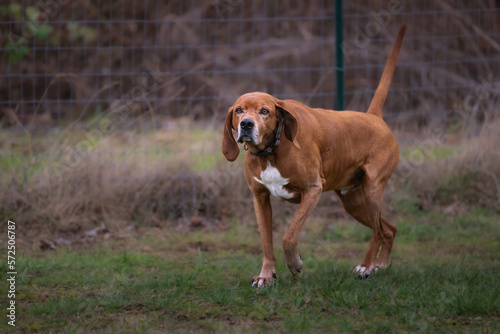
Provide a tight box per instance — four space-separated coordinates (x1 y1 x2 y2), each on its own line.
353 265 376 278
251 274 276 288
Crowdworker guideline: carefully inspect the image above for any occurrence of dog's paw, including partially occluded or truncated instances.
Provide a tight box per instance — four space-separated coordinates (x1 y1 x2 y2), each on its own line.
285 254 303 276
352 264 377 279
251 273 277 288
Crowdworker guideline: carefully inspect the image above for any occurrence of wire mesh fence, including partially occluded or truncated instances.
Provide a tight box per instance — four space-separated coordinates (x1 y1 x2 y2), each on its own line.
1 0 500 228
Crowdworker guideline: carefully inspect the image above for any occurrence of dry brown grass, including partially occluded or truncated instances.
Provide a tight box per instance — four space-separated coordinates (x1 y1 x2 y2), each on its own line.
3 116 499 251
0 124 251 246
408 117 500 211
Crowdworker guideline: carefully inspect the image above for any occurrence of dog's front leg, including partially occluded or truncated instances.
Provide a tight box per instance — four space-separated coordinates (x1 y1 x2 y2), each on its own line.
282 184 323 275
252 192 276 287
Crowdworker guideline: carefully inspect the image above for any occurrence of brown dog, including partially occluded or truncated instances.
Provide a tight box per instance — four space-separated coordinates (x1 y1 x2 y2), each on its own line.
222 25 405 287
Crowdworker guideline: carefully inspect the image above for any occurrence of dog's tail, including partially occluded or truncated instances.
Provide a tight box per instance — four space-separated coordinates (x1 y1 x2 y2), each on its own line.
366 24 406 119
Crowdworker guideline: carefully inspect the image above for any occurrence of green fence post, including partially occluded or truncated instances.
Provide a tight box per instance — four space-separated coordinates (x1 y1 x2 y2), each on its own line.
335 0 344 111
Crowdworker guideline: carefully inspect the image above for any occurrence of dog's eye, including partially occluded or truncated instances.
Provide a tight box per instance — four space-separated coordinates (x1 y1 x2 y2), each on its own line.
260 109 269 115
235 108 244 114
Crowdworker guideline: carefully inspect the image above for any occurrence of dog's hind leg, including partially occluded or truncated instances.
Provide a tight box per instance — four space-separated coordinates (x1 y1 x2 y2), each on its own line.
375 216 397 269
336 171 396 277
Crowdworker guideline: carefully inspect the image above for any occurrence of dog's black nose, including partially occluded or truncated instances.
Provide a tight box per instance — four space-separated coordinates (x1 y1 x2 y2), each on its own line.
240 118 254 131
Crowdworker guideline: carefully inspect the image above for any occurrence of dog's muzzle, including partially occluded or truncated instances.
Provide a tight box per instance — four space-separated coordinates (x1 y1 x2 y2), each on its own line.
237 118 255 144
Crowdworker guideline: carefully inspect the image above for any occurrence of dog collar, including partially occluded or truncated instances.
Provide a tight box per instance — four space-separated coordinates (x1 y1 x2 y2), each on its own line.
248 113 284 157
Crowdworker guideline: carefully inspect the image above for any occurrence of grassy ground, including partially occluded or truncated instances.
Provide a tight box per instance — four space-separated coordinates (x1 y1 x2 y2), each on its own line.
1 118 499 333
1 201 499 333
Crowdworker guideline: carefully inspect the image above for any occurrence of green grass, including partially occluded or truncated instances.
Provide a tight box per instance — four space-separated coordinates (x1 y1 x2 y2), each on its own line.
399 144 459 163
1 126 499 332
1 206 499 333
0 122 227 183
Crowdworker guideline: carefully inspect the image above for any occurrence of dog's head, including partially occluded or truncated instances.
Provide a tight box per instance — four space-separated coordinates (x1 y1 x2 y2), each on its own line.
222 92 299 161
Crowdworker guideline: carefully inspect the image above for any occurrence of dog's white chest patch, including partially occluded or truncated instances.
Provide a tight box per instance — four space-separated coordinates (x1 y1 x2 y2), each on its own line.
254 161 294 199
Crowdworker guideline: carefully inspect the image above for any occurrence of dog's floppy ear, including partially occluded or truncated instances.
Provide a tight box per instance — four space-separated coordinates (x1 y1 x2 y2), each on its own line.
276 100 300 149
222 107 239 161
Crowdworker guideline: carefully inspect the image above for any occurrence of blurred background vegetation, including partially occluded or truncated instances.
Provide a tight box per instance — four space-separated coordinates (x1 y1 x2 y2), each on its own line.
0 0 499 249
